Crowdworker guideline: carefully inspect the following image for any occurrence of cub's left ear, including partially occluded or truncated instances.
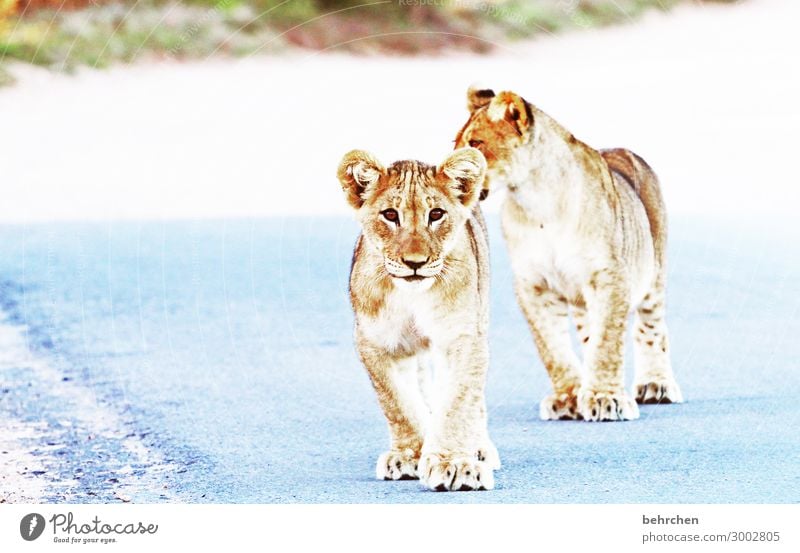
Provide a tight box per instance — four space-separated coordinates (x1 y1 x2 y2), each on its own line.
439 147 487 208
487 91 532 138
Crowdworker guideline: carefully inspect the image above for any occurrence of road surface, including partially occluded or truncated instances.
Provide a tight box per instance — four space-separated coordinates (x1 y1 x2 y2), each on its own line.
1 215 798 503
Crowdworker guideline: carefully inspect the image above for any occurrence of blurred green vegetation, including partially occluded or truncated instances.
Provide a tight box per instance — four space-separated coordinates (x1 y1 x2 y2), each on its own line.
0 0 736 83
497 0 685 37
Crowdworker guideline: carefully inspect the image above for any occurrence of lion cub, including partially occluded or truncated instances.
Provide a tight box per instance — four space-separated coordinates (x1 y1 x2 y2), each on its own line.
455 87 683 422
337 147 500 491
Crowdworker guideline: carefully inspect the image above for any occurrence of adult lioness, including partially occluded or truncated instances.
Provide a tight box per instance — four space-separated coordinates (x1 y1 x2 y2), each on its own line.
455 87 683 422
337 147 500 491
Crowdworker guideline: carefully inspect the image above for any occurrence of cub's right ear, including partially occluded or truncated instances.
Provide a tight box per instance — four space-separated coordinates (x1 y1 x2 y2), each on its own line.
439 147 487 209
467 86 495 113
337 150 385 210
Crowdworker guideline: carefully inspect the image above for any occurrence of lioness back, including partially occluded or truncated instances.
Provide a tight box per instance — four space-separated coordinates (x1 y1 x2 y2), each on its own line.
601 148 667 269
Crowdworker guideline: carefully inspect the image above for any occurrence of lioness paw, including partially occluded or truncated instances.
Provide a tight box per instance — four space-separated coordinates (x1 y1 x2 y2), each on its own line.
578 388 639 422
635 379 683 405
419 454 494 491
539 389 581 420
376 449 419 481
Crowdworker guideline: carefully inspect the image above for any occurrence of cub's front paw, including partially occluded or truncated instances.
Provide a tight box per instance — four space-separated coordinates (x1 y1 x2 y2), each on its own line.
376 449 419 481
578 388 639 422
419 454 494 491
539 388 581 420
477 441 501 470
635 379 683 404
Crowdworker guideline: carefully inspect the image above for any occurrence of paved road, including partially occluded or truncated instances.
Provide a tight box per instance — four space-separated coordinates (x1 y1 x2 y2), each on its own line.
1 214 798 503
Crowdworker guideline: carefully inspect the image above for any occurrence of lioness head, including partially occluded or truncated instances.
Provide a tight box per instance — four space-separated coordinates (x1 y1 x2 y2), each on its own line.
337 148 486 284
454 87 534 196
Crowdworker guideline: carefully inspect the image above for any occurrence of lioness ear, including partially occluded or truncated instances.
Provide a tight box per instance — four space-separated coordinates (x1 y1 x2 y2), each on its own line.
337 150 385 210
467 86 495 113
487 91 532 138
439 147 487 208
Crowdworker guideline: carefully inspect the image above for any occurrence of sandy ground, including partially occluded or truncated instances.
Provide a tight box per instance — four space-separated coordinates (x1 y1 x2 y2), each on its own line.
0 0 798 224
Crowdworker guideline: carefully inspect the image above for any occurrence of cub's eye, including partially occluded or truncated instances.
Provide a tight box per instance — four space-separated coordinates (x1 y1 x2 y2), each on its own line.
468 139 484 148
381 209 399 223
428 208 445 223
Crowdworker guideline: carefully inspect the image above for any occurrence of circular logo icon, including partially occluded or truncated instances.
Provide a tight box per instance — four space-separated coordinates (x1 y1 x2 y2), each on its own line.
20 513 45 541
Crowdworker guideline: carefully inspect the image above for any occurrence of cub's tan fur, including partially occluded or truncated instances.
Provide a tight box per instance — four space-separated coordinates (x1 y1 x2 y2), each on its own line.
455 87 682 422
337 147 500 490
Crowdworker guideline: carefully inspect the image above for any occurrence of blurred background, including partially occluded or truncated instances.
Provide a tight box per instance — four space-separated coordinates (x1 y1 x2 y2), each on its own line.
0 0 736 86
3 0 794 224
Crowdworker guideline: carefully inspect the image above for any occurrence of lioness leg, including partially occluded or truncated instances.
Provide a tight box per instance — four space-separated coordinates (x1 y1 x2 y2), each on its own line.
633 279 683 404
420 336 495 491
573 305 591 356
577 270 639 421
357 340 430 480
515 280 582 420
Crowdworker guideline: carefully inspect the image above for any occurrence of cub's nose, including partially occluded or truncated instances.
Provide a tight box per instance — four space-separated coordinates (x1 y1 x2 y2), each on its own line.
402 257 429 271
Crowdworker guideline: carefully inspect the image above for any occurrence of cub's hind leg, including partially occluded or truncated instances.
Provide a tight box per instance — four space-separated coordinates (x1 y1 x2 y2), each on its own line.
515 280 582 420
357 340 430 480
633 280 683 404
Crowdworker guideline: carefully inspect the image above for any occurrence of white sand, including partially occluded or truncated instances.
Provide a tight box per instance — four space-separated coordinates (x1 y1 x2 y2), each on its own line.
0 0 798 224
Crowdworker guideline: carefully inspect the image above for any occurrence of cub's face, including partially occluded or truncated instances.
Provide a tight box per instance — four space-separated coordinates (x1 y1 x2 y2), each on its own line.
454 88 533 195
337 148 486 284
